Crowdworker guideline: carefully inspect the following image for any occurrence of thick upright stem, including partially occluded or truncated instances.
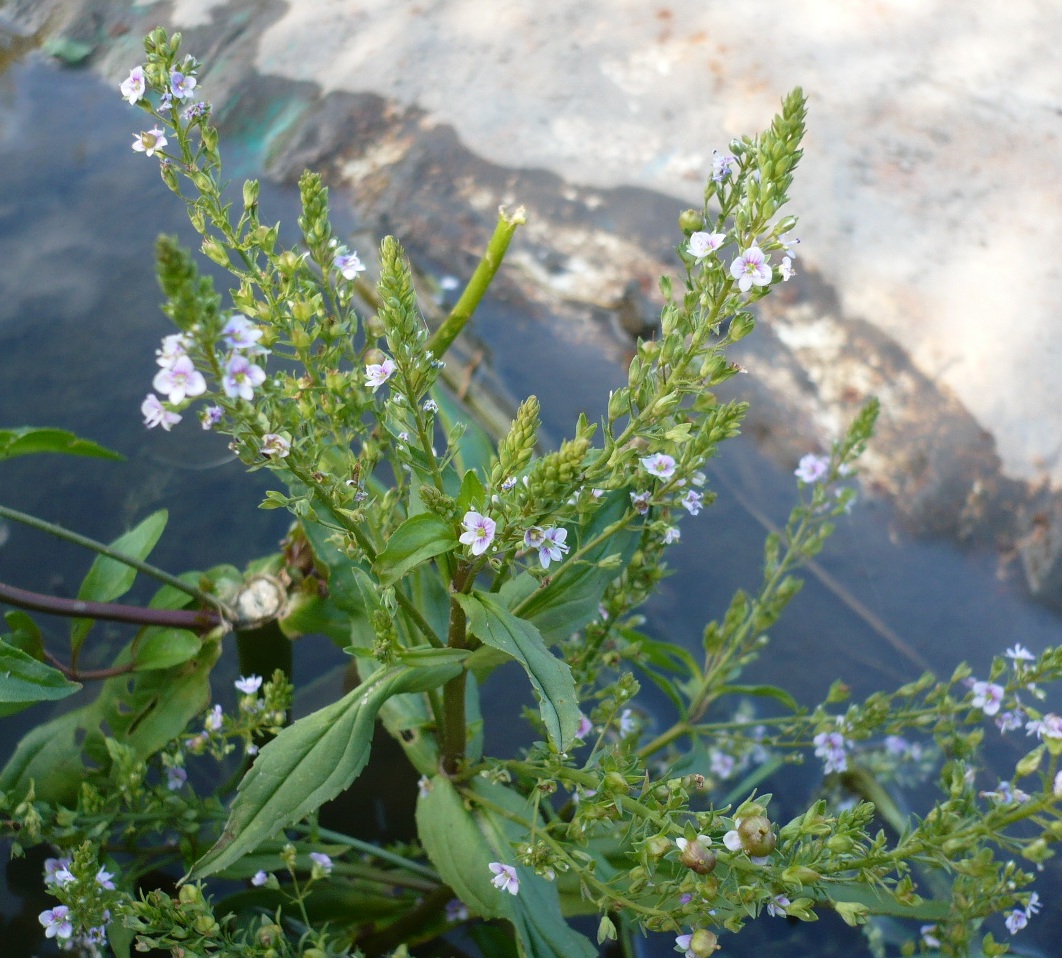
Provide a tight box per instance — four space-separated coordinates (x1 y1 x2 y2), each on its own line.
441 566 472 774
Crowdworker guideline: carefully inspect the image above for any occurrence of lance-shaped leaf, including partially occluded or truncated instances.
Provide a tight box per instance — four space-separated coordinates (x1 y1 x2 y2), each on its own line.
0 427 123 462
373 512 457 587
456 592 579 750
0 639 80 717
187 659 464 880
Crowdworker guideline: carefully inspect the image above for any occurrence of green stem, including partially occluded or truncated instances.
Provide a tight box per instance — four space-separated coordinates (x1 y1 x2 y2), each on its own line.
291 824 441 880
355 883 453 956
441 566 472 773
0 504 233 623
425 206 526 359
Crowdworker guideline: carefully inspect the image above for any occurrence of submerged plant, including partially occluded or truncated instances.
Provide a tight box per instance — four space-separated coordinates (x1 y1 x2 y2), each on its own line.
0 26 1060 958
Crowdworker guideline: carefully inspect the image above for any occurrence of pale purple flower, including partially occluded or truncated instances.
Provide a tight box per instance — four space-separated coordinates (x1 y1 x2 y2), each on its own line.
730 246 772 292
120 65 146 104
662 526 681 545
205 704 223 731
166 765 188 791
574 713 594 740
260 433 291 458
619 708 638 736
309 852 333 875
630 490 651 514
489 862 519 895
710 749 734 779
1054 771 1062 797
235 675 263 695
39 905 73 940
182 101 210 121
523 526 546 550
779 256 795 281
52 865 75 888
251 870 269 886
170 71 197 100
996 708 1025 733
971 681 1005 716
1025 892 1042 916
794 453 830 483
423 398 439 413
1026 713 1062 739
921 925 941 948
766 895 791 917
1006 909 1028 934
221 314 265 352
200 405 223 429
779 232 801 258
95 867 116 890
222 353 266 401
981 781 1029 804
460 511 497 556
675 932 695 958
692 470 706 486
334 250 366 279
132 127 168 157
43 858 72 888
681 490 703 515
156 332 190 367
153 355 207 404
365 358 397 392
813 730 849 774
711 150 736 181
537 527 569 568
641 452 677 479
446 898 469 922
1006 644 1035 663
141 394 181 431
688 231 726 260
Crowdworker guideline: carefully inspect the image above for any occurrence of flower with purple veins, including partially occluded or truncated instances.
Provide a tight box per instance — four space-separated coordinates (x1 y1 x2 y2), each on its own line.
200 405 223 429
794 453 830 483
132 127 168 157
260 433 291 458
1006 644 1035 663
640 452 676 479
39 905 73 941
537 526 569 568
120 66 146 104
711 150 736 181
222 314 266 352
971 680 1005 716
460 511 496 556
364 358 397 392
488 862 519 895
730 246 772 292
681 490 703 515
766 895 791 917
1006 909 1028 934
1026 713 1062 739
630 491 651 514
223 353 266 401
43 858 72 888
688 231 726 260
334 250 367 279
153 355 206 404
141 394 182 431
170 70 197 100
96 867 116 890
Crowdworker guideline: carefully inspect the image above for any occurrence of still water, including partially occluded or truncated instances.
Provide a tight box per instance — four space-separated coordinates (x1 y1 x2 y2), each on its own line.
1 52 1059 957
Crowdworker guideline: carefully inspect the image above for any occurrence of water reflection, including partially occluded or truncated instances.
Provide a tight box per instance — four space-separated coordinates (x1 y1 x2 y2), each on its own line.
0 51 1059 958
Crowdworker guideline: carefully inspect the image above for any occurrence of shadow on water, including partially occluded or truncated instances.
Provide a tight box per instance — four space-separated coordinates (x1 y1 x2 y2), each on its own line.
0 53 1058 958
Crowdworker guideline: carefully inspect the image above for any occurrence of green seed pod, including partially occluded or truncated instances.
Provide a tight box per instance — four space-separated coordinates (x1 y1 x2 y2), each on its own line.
680 838 717 875
738 815 777 858
689 929 719 956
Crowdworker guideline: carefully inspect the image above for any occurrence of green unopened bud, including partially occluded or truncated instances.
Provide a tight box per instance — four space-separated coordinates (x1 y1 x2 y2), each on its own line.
364 347 385 366
492 395 540 486
834 900 869 927
826 834 853 854
242 179 260 210
178 884 203 907
597 915 617 944
1016 746 1044 778
679 209 705 233
201 236 230 267
645 835 672 860
418 484 456 518
604 771 629 793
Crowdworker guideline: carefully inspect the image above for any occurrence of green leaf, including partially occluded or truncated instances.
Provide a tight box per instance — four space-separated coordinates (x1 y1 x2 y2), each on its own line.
187 659 464 880
716 683 800 713
0 427 123 463
456 468 487 516
416 775 507 918
3 610 43 659
132 627 201 671
372 512 457 587
456 592 579 750
71 510 169 655
431 385 496 477
0 639 80 717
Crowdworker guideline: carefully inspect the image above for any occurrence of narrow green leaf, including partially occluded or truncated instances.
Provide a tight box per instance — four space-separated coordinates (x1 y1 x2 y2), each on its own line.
416 775 507 918
716 683 800 713
457 592 579 749
0 427 123 462
0 639 80 716
187 660 463 880
132 628 202 671
372 512 457 587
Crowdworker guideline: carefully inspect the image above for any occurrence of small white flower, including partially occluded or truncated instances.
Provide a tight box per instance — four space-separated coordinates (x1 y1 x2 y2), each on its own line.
489 862 519 895
334 250 366 279
132 127 168 157
779 256 795 281
152 355 206 404
460 511 497 556
1006 909 1028 934
688 231 726 260
141 393 181 431
794 453 830 484
662 526 681 545
251 870 269 886
730 246 772 292
234 675 263 695
971 680 1005 717
1006 644 1035 663
39 905 73 940
537 526 569 568
640 453 676 479
260 433 291 458
309 852 333 875
681 490 703 515
365 358 397 392
120 65 146 104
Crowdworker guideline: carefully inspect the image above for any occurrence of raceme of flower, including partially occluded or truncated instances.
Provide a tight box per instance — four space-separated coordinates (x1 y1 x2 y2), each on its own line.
460 511 497 556
729 246 772 292
688 231 726 260
365 357 397 392
132 127 168 157
640 452 677 479
488 862 519 895
794 453 830 484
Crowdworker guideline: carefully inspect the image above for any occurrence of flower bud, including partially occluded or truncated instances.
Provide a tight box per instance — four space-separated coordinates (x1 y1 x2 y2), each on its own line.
645 836 672 860
679 209 705 233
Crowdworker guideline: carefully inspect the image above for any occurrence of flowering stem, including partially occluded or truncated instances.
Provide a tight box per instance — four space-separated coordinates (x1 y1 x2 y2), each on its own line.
0 503 233 623
424 206 526 359
441 565 472 774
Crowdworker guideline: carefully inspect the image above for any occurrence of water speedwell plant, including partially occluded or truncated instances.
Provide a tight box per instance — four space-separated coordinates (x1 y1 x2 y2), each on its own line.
2 26 1061 958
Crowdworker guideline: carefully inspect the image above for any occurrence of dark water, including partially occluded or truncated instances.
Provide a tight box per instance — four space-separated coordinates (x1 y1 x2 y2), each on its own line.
1 53 1059 957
